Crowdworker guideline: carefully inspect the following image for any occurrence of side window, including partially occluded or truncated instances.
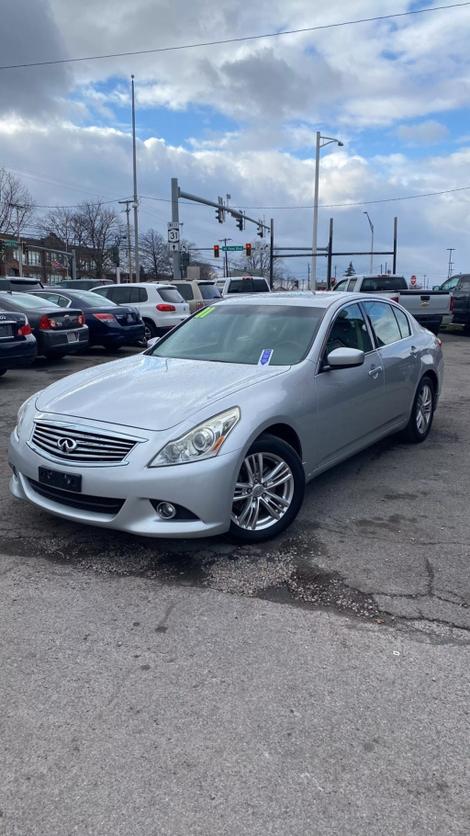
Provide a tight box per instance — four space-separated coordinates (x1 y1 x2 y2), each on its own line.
333 279 349 291
326 304 373 356
173 283 193 301
95 287 112 299
363 301 402 347
108 286 131 304
392 307 411 339
443 276 459 291
347 279 357 290
128 287 147 303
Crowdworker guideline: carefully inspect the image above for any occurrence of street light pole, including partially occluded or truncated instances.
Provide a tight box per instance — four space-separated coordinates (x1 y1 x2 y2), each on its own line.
131 75 140 282
363 211 374 273
311 132 343 291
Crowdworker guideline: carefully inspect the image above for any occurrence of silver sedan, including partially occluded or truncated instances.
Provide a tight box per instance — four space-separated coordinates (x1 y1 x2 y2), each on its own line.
9 293 443 543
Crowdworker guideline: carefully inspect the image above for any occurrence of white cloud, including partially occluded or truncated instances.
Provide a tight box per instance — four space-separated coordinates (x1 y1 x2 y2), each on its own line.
396 121 449 145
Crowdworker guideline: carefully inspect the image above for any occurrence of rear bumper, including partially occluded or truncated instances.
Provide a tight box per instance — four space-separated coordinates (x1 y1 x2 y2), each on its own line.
452 314 470 325
89 322 146 346
0 337 37 368
36 327 89 355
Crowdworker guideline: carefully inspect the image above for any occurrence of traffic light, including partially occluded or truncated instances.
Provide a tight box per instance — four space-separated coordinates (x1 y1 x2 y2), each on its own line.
236 214 244 231
111 245 120 266
215 207 224 223
213 244 220 258
257 223 264 238
245 243 252 256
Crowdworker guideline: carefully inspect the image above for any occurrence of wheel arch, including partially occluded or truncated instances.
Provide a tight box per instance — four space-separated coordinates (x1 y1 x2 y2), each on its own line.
255 422 302 459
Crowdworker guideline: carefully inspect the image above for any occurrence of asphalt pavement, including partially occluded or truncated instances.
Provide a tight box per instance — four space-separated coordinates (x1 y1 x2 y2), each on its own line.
1 337 469 835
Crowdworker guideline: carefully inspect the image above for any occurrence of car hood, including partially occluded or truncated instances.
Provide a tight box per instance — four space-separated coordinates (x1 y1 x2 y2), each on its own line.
35 354 288 431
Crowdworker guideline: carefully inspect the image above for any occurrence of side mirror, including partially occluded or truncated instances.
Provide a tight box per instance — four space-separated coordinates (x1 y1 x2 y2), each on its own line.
326 347 365 369
146 336 160 349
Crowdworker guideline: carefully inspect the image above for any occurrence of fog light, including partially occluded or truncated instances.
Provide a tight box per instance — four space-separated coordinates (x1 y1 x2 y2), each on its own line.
156 501 177 520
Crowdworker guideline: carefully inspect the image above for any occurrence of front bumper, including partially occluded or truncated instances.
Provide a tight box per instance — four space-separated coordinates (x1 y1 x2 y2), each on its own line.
9 430 242 538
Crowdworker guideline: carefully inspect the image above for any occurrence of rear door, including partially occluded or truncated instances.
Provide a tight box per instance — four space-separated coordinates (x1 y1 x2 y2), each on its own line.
362 300 419 425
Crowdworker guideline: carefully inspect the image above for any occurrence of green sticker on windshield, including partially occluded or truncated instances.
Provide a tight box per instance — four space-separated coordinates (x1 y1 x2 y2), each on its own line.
195 306 215 318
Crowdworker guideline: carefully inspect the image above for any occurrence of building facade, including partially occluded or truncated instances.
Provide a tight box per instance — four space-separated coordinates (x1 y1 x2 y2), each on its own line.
0 232 101 283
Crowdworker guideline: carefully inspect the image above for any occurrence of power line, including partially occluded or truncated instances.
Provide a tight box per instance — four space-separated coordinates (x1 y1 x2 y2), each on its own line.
0 3 468 71
141 184 470 210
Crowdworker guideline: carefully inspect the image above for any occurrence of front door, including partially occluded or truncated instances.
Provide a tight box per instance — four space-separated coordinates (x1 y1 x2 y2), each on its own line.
313 302 386 470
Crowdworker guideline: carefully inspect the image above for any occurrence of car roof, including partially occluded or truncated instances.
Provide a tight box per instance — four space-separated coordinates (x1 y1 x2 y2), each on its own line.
218 291 393 310
93 282 176 289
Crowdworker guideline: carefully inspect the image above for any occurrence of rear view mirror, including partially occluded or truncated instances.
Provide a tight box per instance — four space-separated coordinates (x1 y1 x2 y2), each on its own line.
327 347 365 368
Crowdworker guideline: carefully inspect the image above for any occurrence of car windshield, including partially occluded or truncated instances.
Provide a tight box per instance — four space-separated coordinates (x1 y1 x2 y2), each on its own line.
227 279 269 293
361 277 407 291
150 304 324 366
0 292 60 310
199 283 222 300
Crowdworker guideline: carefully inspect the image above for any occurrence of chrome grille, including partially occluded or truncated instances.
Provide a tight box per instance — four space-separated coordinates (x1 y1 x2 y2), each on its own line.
31 421 138 463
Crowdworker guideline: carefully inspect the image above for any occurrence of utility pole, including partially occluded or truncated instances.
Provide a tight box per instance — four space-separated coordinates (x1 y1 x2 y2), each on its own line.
219 237 231 278
10 204 24 276
119 199 133 280
131 75 139 282
269 218 274 289
311 132 344 291
363 211 374 273
447 248 455 279
171 178 182 280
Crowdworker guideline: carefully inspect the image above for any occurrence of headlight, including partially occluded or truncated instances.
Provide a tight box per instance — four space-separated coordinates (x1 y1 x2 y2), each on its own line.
14 392 41 441
149 407 240 467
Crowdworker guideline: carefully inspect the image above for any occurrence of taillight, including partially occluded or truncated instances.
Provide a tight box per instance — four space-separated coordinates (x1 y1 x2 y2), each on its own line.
18 322 32 336
39 315 55 330
78 313 85 326
156 304 176 312
436 337 442 347
92 313 114 321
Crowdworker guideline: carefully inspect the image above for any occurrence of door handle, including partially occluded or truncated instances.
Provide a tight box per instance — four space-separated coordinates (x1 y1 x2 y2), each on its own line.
410 345 418 355
368 366 383 378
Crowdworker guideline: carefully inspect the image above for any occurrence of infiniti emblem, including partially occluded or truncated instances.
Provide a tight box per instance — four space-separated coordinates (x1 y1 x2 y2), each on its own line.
57 437 78 452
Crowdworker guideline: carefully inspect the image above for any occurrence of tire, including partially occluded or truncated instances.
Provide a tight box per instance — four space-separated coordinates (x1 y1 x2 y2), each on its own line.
143 319 157 340
0 368 7 377
229 434 305 543
402 375 436 444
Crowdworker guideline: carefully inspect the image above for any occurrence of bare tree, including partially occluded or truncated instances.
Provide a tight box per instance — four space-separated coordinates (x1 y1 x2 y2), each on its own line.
234 243 285 284
0 168 35 234
140 229 171 279
78 202 120 278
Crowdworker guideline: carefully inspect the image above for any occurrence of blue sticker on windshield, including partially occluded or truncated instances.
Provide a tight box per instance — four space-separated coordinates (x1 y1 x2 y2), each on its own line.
258 348 273 366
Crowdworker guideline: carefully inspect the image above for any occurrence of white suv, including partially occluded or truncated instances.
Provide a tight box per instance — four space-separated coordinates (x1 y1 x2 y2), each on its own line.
93 282 189 339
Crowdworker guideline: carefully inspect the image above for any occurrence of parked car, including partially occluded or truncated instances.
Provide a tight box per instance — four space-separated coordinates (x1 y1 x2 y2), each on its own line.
30 289 145 350
0 292 88 358
447 274 470 328
9 293 442 543
171 280 222 313
92 282 189 339
220 275 271 295
0 276 44 292
0 310 37 377
333 274 450 334
59 278 115 291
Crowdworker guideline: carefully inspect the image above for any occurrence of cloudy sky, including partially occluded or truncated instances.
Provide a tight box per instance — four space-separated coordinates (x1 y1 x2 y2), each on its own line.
1 0 470 282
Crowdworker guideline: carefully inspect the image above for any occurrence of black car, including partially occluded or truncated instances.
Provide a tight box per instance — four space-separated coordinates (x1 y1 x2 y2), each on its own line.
0 292 89 359
449 274 470 327
0 310 37 377
0 277 44 292
31 289 145 350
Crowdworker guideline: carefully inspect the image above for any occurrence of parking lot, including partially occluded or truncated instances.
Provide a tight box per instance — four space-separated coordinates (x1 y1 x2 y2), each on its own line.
1 335 469 834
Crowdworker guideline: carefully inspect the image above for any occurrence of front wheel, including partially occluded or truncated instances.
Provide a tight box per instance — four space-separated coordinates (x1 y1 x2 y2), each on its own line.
229 434 305 543
143 319 157 340
402 375 436 443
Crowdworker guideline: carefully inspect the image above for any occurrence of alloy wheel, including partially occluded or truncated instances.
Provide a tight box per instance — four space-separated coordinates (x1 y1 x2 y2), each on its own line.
232 452 295 532
416 383 433 435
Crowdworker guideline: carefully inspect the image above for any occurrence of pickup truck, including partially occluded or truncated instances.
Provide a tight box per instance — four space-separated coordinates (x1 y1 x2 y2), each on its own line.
444 274 470 328
333 274 450 334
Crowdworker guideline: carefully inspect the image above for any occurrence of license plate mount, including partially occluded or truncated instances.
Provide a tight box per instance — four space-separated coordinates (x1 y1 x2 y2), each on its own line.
38 467 82 493
67 331 79 343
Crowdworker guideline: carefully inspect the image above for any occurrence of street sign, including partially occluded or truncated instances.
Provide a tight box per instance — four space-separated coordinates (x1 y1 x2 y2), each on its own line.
2 239 17 247
168 227 180 244
221 245 244 252
169 242 180 252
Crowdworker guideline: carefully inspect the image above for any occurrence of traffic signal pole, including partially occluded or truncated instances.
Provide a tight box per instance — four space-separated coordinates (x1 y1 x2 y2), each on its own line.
171 178 182 279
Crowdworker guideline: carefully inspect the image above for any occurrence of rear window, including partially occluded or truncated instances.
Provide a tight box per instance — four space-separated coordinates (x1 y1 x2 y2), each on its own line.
173 283 194 301
158 287 185 304
361 277 407 292
0 279 42 291
199 283 221 300
128 287 148 303
227 278 269 294
0 292 59 310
